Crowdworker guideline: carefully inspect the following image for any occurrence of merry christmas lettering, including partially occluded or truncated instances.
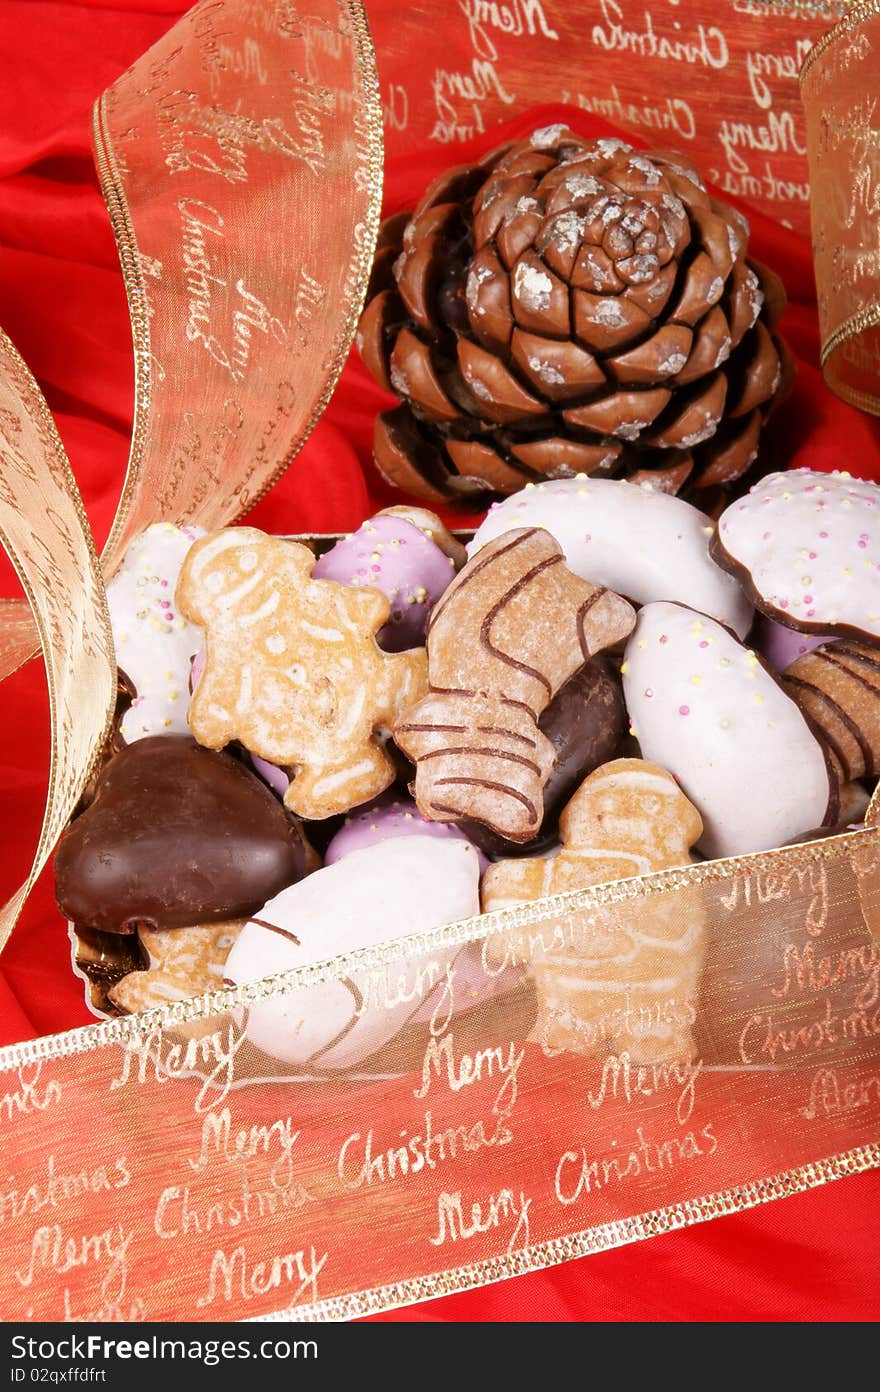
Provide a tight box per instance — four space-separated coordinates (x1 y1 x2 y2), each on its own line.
430 1185 532 1253
565 86 696 143
0 1063 61 1126
801 1067 880 1121
459 0 560 61
178 196 287 381
739 996 880 1066
337 1106 514 1191
710 158 810 207
430 0 561 141
534 993 696 1059
414 1031 525 1117
206 35 269 99
717 109 806 179
358 955 457 1032
0 1154 130 1226
772 937 880 1010
555 1122 718 1204
188 1106 304 1186
587 1051 703 1126
109 1021 247 1112
719 862 828 936
746 38 813 111
157 400 245 518
591 0 728 69
431 61 515 141
156 90 250 184
195 1242 327 1310
155 1103 313 1245
16 1222 132 1298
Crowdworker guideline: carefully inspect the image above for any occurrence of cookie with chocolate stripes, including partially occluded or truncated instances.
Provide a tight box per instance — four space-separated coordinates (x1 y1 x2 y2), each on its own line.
784 640 880 782
394 527 635 841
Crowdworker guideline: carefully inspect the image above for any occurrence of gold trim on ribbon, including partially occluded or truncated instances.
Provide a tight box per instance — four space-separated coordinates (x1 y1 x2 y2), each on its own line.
1 821 872 1070
253 1144 880 1322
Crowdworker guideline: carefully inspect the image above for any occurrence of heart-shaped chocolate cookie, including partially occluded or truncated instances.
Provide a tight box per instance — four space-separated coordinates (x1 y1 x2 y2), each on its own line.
55 735 313 933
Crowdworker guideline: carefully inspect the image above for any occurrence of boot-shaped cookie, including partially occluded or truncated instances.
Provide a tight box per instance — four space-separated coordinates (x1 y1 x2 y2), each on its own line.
395 528 635 841
482 758 706 1061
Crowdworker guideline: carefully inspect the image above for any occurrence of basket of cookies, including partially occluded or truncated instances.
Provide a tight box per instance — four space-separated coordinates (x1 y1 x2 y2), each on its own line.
56 463 880 1071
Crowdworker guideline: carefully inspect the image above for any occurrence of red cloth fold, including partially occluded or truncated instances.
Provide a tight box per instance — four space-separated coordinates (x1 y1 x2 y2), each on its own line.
0 0 878 1323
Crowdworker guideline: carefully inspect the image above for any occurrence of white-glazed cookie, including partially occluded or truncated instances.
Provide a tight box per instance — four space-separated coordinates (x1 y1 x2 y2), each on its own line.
713 469 880 640
622 601 834 858
468 476 752 637
224 836 481 1069
107 522 205 743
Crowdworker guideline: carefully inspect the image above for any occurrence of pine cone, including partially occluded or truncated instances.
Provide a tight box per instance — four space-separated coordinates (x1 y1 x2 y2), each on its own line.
358 126 791 507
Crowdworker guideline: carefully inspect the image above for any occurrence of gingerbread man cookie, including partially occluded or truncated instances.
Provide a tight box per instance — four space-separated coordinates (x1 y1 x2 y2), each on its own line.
177 528 427 819
482 759 705 1061
394 527 635 842
109 920 246 1038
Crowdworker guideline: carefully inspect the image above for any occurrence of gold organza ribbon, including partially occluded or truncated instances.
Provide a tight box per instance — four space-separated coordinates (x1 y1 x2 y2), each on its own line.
0 0 382 947
0 0 880 1323
801 1 880 415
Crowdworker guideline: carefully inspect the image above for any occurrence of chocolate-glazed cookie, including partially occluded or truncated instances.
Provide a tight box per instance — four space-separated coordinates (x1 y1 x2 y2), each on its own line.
462 656 627 857
55 735 314 934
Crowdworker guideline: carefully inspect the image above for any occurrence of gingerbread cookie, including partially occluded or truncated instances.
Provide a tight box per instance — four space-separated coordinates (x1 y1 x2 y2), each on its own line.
225 836 481 1069
109 920 246 1036
107 522 205 743
177 528 427 818
713 469 880 640
461 656 627 857
394 527 635 841
623 602 835 857
784 640 880 782
482 759 705 1061
469 476 752 636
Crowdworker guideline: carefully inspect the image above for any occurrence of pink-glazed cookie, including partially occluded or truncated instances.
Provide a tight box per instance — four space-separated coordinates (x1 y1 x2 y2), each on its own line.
312 511 458 650
623 601 835 858
325 793 489 872
249 754 291 799
755 615 832 671
713 469 880 641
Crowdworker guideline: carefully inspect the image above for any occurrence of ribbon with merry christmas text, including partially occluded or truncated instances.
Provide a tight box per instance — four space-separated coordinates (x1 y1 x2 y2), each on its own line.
0 0 383 952
801 1 880 415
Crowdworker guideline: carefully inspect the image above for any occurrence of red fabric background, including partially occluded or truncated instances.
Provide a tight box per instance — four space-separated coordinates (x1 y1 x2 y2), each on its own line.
0 0 879 1322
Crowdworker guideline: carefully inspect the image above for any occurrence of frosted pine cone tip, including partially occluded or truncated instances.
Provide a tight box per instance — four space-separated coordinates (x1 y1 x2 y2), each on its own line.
358 127 791 508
